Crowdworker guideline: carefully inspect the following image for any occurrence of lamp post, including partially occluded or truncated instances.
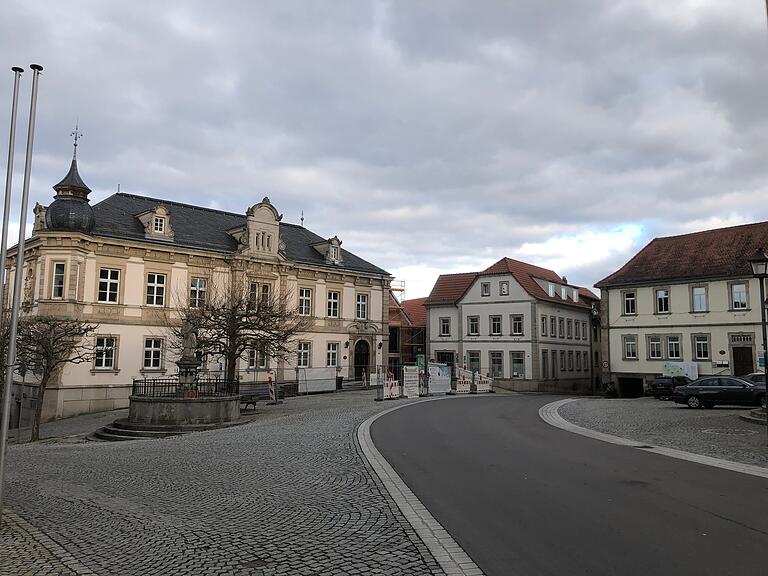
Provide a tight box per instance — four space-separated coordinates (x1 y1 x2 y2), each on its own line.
747 248 768 444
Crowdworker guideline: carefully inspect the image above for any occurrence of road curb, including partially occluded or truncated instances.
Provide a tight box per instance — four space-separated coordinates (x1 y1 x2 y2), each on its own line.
539 399 768 480
357 397 486 576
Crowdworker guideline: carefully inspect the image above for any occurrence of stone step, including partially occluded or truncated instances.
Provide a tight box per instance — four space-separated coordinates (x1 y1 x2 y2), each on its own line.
101 424 181 438
739 408 767 426
91 428 149 442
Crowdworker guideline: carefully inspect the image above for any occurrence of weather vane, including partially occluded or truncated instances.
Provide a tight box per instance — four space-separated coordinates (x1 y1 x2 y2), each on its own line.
71 121 82 159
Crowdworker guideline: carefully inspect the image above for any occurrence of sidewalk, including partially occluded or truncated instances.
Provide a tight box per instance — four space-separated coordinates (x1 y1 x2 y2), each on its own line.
9 409 127 444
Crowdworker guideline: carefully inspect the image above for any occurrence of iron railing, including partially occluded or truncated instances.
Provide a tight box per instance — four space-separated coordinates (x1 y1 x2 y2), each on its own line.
131 377 240 398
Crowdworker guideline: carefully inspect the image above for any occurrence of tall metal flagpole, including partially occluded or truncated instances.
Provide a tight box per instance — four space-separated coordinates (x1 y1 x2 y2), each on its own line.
0 64 42 526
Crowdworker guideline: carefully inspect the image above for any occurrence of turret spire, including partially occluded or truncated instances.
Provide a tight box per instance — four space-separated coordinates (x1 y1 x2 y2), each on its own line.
70 121 82 160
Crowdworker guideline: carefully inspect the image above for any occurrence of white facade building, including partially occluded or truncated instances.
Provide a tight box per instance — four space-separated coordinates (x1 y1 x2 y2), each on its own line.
425 258 598 393
596 222 768 396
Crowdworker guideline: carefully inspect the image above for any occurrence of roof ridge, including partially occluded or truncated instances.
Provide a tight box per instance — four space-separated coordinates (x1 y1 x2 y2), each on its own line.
655 220 768 241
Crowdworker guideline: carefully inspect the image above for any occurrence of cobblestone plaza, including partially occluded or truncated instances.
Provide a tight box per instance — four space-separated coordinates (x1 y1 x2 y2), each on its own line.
1 392 445 576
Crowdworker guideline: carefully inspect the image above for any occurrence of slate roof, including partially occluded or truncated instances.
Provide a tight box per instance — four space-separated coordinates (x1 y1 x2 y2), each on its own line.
425 257 592 309
89 193 389 276
402 297 427 327
53 158 91 194
595 221 768 288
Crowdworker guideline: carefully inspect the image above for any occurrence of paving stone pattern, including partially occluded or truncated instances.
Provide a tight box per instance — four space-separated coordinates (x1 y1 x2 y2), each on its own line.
2 392 445 576
559 397 768 467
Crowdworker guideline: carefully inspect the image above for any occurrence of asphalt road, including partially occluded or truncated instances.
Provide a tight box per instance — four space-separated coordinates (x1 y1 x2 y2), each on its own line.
370 395 768 576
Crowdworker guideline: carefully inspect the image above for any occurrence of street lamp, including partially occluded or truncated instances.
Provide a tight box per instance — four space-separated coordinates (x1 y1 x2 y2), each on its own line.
747 247 768 444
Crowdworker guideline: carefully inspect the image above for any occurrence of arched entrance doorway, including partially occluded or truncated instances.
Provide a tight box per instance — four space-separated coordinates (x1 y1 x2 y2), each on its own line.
354 340 370 383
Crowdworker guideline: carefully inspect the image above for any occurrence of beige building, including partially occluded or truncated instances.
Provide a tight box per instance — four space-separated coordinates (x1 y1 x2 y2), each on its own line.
596 222 768 396
8 152 391 421
425 257 599 393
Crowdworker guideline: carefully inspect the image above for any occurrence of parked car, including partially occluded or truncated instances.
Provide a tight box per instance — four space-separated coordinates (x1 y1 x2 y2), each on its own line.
648 376 692 399
741 372 766 386
672 376 766 409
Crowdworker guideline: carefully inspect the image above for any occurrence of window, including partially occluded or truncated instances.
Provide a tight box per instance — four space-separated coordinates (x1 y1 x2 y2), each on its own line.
153 216 165 233
327 290 340 318
548 283 555 297
623 291 636 315
490 352 503 378
248 345 268 369
439 317 451 336
656 288 670 313
299 288 312 316
558 317 564 338
583 351 588 371
566 319 573 339
550 317 556 337
574 321 580 340
561 286 567 300
691 286 707 312
541 315 548 336
731 283 748 310
468 316 479 336
249 282 260 305
575 351 581 371
261 284 270 306
481 282 491 297
623 335 637 359
490 315 502 335
648 336 662 359
356 293 369 320
94 336 116 370
694 335 710 360
327 342 339 367
667 336 681 359
98 268 120 303
560 350 566 371
297 342 311 368
190 277 207 308
146 273 166 306
582 322 588 342
330 245 339 260
499 281 509 296
510 352 525 378
568 351 574 371
143 338 163 369
468 351 481 373
542 350 549 379
552 352 558 378
51 262 65 299
511 315 523 336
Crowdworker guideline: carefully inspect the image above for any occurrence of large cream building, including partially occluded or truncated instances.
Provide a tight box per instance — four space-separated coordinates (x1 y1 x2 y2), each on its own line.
596 222 768 396
425 257 599 393
8 152 391 421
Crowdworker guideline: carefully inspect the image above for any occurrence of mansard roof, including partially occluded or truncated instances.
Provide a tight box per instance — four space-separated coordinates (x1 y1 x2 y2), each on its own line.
595 221 768 289
90 193 389 276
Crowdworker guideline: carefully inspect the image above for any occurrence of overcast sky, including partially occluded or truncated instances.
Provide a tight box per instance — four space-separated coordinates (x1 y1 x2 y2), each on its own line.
1 1 767 298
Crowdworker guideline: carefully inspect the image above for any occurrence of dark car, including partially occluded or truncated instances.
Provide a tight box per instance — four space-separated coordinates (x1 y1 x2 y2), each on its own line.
742 372 766 386
648 376 692 399
672 376 766 409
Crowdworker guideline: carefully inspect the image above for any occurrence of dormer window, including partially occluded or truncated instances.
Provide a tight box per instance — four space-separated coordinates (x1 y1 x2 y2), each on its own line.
548 283 555 297
153 216 165 233
560 286 567 300
330 246 339 260
137 205 174 241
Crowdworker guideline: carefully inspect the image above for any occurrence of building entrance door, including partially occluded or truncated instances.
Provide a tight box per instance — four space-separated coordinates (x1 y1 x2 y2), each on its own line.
732 347 753 376
354 340 370 383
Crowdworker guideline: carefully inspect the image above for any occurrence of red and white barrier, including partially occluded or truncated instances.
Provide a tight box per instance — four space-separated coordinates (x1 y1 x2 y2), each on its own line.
383 378 400 400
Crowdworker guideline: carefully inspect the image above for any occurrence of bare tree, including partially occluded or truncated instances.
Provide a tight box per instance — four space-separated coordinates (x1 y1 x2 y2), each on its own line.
16 316 98 441
168 276 311 381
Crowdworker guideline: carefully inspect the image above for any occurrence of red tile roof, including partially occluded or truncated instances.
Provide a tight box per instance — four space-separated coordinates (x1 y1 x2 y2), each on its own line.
596 221 768 288
425 257 592 309
402 297 427 327
578 287 600 301
424 272 478 306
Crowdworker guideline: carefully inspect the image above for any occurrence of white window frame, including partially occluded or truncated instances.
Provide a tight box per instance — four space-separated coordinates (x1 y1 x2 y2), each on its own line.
51 262 66 299
490 315 502 336
261 283 270 307
731 283 748 310
694 335 710 360
94 336 117 370
297 341 311 368
541 315 548 337
561 286 567 300
550 317 556 337
648 336 662 360
481 282 491 297
691 286 707 313
623 335 637 360
143 338 163 370
146 272 166 307
153 216 165 233
327 290 340 318
499 281 509 296
623 291 636 315
511 314 523 336
298 288 313 316
439 317 451 337
190 277 207 308
656 288 670 314
356 293 369 320
468 316 479 336
548 283 555 297
327 342 339 367
490 351 504 378
98 268 120 304
330 245 339 260
667 336 681 359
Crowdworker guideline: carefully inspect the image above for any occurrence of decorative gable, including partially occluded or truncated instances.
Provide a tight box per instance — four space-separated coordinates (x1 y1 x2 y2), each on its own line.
228 197 282 259
312 235 343 265
136 205 174 241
